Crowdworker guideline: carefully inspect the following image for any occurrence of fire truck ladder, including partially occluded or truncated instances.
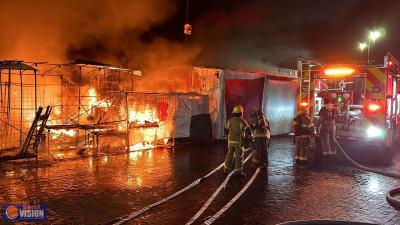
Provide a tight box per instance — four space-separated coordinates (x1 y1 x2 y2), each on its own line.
20 106 52 157
299 61 313 113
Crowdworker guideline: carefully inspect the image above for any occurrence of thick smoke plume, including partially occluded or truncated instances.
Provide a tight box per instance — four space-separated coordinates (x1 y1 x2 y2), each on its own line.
0 0 200 73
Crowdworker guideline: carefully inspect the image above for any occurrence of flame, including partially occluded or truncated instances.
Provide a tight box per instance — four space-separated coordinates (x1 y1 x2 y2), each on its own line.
88 88 111 110
53 107 62 116
45 120 77 139
128 105 159 125
164 138 169 144
118 124 125 131
51 129 77 139
55 153 64 159
129 142 154 151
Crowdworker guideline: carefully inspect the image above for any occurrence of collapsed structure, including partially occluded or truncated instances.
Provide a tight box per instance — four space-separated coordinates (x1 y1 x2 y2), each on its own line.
0 60 297 161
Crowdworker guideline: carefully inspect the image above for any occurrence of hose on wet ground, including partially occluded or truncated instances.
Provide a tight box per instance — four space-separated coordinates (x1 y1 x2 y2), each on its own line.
200 138 397 225
185 152 254 225
109 149 252 225
202 167 261 225
332 138 400 209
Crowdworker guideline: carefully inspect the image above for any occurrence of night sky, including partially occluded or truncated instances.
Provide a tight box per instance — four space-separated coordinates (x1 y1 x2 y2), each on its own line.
146 0 400 68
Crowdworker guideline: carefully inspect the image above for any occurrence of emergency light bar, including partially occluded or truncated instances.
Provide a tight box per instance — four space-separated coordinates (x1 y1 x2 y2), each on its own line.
324 67 355 76
300 101 309 107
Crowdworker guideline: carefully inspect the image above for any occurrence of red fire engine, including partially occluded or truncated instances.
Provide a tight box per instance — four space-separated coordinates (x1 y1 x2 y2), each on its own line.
297 52 400 152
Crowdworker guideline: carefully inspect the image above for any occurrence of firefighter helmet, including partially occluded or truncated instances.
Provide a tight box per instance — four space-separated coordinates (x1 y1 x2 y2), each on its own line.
232 105 244 113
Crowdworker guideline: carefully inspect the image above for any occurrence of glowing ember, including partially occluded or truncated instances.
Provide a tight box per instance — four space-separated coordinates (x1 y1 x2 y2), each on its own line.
129 142 154 151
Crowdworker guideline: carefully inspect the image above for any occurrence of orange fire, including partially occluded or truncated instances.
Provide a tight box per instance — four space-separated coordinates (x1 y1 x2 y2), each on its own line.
88 88 111 111
50 129 77 139
46 120 77 139
127 105 160 151
128 105 159 125
129 142 154 151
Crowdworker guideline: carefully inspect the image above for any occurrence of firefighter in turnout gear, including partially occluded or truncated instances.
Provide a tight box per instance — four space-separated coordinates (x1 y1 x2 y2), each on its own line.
224 105 253 176
318 98 339 156
293 105 315 163
250 110 270 168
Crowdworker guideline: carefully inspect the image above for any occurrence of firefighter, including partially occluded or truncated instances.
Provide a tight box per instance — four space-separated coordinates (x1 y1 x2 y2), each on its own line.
224 105 253 176
250 110 270 168
318 98 339 156
293 105 315 163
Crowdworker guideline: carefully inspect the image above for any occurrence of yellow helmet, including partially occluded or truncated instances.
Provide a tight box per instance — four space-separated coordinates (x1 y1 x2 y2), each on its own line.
232 105 244 113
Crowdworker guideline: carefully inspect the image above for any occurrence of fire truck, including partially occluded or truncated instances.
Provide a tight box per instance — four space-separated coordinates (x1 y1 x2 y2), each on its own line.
297 52 400 152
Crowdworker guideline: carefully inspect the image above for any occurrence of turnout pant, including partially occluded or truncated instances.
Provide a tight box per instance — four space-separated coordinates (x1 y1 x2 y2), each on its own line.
224 146 244 173
295 135 311 161
252 138 269 165
320 123 337 155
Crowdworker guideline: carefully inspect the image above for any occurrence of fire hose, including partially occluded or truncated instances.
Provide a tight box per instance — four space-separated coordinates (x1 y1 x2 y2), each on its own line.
109 149 252 225
200 138 400 225
202 167 261 225
186 152 255 225
109 138 400 225
332 138 400 209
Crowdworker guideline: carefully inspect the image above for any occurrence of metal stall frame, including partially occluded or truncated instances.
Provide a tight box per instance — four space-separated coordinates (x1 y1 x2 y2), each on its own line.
0 59 141 161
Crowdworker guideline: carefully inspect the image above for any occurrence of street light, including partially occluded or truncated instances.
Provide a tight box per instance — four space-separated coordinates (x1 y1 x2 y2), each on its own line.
369 31 381 42
358 29 383 64
358 42 367 51
367 30 382 64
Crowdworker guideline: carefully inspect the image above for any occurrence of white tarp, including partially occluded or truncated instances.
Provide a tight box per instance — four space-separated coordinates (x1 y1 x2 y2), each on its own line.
173 94 209 138
193 67 297 139
263 79 297 135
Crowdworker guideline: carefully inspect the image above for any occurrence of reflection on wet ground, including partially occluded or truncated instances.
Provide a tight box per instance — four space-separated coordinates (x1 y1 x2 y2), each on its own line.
0 137 399 224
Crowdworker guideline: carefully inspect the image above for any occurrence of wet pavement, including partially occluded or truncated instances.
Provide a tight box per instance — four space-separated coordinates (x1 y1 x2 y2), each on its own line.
0 136 399 225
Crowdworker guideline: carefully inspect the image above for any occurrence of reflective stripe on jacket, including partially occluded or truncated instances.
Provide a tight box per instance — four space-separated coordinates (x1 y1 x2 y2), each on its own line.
225 117 251 147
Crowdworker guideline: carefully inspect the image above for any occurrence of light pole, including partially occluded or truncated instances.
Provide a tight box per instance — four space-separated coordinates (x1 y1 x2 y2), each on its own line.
358 29 382 64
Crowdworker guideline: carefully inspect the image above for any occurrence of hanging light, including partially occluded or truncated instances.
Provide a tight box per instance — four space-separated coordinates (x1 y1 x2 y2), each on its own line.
184 23 192 35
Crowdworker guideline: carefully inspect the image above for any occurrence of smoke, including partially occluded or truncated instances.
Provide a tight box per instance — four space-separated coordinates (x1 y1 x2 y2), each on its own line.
0 0 200 72
0 0 371 73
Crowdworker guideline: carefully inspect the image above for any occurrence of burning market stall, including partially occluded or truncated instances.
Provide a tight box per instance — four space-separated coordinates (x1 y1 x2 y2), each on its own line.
94 91 210 152
132 65 298 140
44 60 142 159
0 60 54 159
0 59 142 161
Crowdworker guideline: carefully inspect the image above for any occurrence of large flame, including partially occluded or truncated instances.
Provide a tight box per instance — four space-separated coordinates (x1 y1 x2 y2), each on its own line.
46 120 77 139
50 129 77 139
128 105 159 125
88 88 111 110
128 105 161 151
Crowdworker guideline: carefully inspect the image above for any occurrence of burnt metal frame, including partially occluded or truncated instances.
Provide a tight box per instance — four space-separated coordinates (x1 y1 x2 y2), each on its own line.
0 59 141 157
